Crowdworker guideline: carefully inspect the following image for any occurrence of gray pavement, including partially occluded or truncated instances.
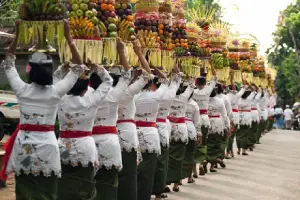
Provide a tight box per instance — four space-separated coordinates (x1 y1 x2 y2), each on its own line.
155 129 300 200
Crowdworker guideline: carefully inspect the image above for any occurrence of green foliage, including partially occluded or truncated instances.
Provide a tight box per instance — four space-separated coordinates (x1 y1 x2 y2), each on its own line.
267 0 300 103
185 0 222 20
0 0 22 26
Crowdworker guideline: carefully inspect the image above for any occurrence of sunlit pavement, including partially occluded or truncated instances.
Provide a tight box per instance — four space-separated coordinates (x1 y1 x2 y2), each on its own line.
154 129 300 200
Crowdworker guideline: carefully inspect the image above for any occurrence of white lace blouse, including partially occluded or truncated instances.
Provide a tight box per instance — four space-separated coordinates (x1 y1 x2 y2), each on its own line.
55 66 113 168
157 74 181 147
185 99 201 140
239 91 256 127
117 72 150 152
2 54 84 177
258 92 268 120
227 88 245 125
251 91 262 123
267 94 277 116
208 97 228 134
134 80 169 154
192 76 217 128
92 70 131 170
169 85 194 143
217 93 233 129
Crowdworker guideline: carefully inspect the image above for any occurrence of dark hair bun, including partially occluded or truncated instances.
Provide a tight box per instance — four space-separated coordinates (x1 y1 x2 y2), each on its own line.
28 62 53 86
68 79 89 96
90 72 102 90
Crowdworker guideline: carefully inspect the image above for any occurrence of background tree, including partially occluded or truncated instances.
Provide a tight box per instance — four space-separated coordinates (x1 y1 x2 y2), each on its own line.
267 0 300 104
185 0 222 20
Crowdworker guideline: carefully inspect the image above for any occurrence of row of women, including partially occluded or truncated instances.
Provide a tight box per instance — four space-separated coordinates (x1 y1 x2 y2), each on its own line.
0 21 277 200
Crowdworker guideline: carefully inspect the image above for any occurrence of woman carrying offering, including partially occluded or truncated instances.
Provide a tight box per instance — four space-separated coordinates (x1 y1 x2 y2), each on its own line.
117 40 153 200
55 59 113 199
0 20 85 199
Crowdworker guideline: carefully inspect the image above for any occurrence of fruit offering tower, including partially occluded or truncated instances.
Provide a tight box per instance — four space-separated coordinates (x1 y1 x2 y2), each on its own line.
135 0 161 67
115 0 135 41
172 0 188 58
158 0 175 73
18 0 66 52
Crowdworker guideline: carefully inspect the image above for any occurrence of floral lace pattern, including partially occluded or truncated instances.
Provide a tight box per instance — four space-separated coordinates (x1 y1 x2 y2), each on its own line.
1 54 16 69
137 127 161 155
117 122 139 152
170 123 188 143
186 121 197 141
69 63 85 77
156 122 170 147
251 110 260 123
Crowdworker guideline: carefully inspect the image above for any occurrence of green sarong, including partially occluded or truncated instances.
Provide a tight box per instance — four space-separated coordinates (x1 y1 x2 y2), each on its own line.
194 126 209 163
57 163 96 200
247 122 258 148
152 146 169 195
137 152 157 200
236 125 250 149
15 171 58 200
267 117 274 131
220 131 227 159
181 139 196 179
118 150 137 200
207 133 223 164
95 166 118 200
167 141 186 184
256 120 266 143
226 131 236 153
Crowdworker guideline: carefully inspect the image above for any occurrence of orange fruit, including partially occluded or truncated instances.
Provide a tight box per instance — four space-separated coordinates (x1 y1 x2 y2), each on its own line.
101 3 108 10
176 43 180 47
175 39 179 43
127 15 133 21
159 24 164 30
180 39 184 43
108 4 115 11
159 30 163 35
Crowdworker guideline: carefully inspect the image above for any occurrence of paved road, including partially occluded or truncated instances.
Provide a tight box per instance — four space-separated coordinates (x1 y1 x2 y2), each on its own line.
1 130 300 200
157 129 300 200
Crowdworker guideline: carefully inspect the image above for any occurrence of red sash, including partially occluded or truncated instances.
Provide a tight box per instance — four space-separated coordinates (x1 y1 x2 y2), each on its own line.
251 108 257 111
60 131 92 138
167 117 186 123
0 124 54 182
240 110 251 112
156 118 167 123
135 121 156 127
199 109 208 115
185 118 193 122
117 119 136 124
92 126 117 135
208 115 220 118
232 109 239 113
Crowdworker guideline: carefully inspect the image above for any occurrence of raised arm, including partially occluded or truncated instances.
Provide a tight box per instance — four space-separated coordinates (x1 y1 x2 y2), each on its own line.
164 73 182 100
154 79 169 100
89 65 113 105
117 38 130 71
53 62 70 84
127 70 151 96
193 102 201 128
1 23 26 95
179 81 194 102
255 89 262 100
204 75 217 95
133 40 152 74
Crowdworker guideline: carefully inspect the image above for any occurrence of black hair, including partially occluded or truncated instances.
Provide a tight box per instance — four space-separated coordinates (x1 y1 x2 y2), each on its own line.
228 84 238 91
241 90 251 99
261 91 265 98
176 83 187 95
195 76 206 86
189 91 194 100
216 83 223 94
90 72 102 90
142 77 160 90
68 78 89 96
210 87 217 97
110 73 121 87
28 62 53 86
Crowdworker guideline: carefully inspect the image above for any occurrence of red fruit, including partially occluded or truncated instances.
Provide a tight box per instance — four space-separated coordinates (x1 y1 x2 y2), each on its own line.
109 11 116 17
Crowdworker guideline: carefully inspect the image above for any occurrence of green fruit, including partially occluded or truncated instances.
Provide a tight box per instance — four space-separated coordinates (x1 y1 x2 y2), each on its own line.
69 11 76 17
108 23 117 31
107 17 116 24
76 9 83 16
128 27 135 33
115 3 121 9
91 16 99 24
83 0 90 3
72 4 79 11
80 3 88 11
92 8 97 17
85 10 93 18
109 31 117 37
76 0 83 4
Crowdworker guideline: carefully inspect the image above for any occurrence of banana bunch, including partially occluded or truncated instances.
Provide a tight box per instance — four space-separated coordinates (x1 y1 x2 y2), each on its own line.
148 50 162 67
212 53 229 69
98 21 107 38
103 38 117 64
118 19 136 41
162 50 175 73
239 60 251 72
70 17 95 38
137 30 159 48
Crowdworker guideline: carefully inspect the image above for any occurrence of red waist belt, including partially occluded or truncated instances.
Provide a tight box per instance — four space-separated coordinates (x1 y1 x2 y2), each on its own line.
240 110 251 112
117 119 136 124
185 118 193 122
167 117 186 123
156 118 167 123
0 124 54 182
60 131 91 138
251 108 257 111
92 126 117 135
136 121 156 127
199 109 208 115
232 109 239 113
208 115 220 118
